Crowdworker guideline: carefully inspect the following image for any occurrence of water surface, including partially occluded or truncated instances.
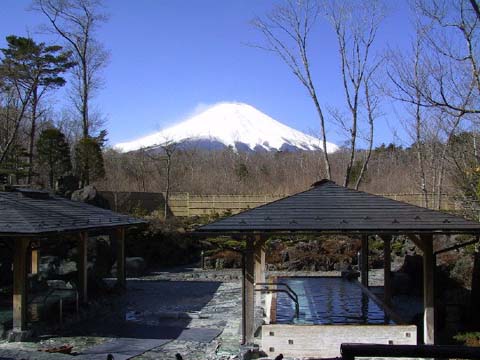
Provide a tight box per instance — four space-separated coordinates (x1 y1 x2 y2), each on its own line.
275 277 393 325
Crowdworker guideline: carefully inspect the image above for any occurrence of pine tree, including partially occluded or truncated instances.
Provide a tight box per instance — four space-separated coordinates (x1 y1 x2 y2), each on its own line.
37 128 72 189
74 137 105 186
0 36 74 182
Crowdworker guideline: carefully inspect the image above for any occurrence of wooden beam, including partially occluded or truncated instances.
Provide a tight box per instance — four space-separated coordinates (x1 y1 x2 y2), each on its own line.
381 235 392 307
341 343 480 360
242 236 255 344
407 234 426 252
254 235 266 307
13 238 29 331
78 232 88 303
114 228 126 289
361 235 369 287
421 234 435 344
241 251 246 344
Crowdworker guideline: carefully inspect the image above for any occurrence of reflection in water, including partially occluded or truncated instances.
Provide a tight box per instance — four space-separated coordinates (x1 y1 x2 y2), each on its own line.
275 277 394 325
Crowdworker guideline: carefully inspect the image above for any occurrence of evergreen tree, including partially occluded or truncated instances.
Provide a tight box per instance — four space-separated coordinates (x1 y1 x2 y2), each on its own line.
37 128 72 189
0 36 74 182
0 144 30 184
74 136 105 186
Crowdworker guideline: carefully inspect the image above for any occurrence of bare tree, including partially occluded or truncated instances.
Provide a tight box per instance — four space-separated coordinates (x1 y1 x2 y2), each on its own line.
388 27 432 206
388 0 480 207
414 0 480 116
147 140 182 219
32 0 109 139
252 0 332 179
470 0 480 19
326 0 384 188
354 68 379 190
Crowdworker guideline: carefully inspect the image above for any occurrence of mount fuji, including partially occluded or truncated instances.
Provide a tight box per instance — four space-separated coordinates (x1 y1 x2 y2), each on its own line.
115 102 338 153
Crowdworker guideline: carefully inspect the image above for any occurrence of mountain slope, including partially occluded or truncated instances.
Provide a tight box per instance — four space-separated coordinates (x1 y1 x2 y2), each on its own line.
115 102 338 153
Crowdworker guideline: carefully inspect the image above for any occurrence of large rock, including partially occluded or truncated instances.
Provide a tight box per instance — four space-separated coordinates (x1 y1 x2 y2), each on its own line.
126 257 147 276
57 260 77 275
215 258 225 270
38 255 60 278
112 257 147 277
71 185 109 208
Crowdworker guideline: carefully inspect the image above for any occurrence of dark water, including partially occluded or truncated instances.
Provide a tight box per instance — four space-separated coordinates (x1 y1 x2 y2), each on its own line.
275 277 393 325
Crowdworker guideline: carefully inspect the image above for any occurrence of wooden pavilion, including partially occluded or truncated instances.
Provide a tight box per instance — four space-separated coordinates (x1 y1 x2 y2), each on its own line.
0 187 145 340
197 180 480 345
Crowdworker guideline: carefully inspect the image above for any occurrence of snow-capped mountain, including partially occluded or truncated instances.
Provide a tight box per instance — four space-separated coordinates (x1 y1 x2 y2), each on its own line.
115 102 338 153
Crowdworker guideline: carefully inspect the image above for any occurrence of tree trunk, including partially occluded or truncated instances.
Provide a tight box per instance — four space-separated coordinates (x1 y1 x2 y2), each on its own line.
164 156 171 219
0 89 33 165
27 86 38 184
310 91 332 179
82 57 89 139
355 104 374 190
343 111 357 188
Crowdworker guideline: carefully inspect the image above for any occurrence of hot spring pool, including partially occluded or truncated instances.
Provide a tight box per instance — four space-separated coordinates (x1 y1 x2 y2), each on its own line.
275 276 394 325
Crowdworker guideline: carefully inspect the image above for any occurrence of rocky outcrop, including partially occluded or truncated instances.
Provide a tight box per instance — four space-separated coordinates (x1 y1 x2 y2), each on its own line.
71 185 109 208
267 237 361 272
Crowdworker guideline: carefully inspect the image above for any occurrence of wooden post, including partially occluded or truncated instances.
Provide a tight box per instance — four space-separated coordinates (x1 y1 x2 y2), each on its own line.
241 251 246 345
114 228 126 289
254 235 266 307
421 234 435 344
383 235 392 306
242 236 255 344
78 232 88 303
361 235 369 287
31 248 39 275
13 238 29 332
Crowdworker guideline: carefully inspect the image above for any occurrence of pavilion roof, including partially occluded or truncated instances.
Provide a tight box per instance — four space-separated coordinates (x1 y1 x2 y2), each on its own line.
197 180 480 235
0 188 145 237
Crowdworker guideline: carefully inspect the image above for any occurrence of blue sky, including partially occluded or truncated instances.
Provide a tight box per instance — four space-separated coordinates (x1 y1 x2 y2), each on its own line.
1 1 413 148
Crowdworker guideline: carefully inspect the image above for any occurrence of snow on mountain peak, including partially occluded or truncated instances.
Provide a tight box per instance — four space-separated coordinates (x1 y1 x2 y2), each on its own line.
115 102 338 153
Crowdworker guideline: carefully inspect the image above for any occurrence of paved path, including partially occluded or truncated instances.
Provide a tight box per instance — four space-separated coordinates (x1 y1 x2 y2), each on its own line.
0 267 243 360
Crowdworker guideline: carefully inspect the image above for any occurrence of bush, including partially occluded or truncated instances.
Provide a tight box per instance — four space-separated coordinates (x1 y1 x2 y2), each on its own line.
126 217 201 267
454 332 480 346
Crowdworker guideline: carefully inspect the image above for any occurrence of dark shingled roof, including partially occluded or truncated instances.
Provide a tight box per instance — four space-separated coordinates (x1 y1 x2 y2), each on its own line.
198 180 480 234
0 189 145 236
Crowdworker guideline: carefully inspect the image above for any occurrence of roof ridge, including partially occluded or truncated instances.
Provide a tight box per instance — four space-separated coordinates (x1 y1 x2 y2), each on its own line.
311 179 335 187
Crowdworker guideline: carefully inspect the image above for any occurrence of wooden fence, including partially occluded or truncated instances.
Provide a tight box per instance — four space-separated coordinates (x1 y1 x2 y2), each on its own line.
100 191 462 217
168 194 285 217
